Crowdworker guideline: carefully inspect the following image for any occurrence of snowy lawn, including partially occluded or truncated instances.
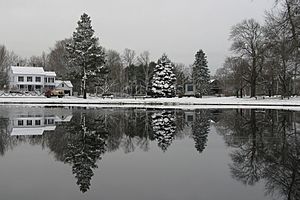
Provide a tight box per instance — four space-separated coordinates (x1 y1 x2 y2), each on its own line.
1 95 300 110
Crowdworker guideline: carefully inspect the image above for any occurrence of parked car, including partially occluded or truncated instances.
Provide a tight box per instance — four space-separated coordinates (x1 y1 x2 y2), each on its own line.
45 89 65 98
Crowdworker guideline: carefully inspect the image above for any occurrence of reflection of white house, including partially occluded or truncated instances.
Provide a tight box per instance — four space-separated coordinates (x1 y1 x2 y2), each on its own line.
55 80 73 96
8 66 57 92
10 115 57 136
7 107 73 136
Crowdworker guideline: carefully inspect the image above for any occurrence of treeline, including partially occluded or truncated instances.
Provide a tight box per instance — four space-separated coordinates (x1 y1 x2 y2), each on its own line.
1 13 212 98
216 0 300 97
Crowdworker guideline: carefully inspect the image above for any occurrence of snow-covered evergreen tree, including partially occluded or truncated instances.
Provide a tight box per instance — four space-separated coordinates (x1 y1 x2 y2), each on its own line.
66 13 106 99
150 54 176 97
151 111 176 152
192 50 210 97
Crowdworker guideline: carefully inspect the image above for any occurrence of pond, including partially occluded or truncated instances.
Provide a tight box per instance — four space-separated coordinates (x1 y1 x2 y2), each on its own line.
0 106 299 200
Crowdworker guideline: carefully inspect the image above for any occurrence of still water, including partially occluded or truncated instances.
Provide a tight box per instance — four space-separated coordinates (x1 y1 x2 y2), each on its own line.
0 106 299 200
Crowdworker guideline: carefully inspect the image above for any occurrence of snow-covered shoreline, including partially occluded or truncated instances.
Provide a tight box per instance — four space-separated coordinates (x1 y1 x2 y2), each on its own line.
1 96 300 111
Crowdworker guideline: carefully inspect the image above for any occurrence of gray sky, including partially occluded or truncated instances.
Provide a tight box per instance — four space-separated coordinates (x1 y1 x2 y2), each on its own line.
0 0 274 73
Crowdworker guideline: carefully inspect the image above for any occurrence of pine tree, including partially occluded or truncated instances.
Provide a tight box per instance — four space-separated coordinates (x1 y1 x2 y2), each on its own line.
151 111 176 152
66 13 106 99
192 50 210 97
150 54 176 97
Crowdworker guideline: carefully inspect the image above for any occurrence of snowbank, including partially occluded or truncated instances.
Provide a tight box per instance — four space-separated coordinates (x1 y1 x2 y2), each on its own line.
1 95 300 110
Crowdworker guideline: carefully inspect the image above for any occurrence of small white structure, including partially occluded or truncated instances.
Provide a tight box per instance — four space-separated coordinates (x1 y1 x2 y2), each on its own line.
184 83 196 96
8 66 57 92
55 80 73 96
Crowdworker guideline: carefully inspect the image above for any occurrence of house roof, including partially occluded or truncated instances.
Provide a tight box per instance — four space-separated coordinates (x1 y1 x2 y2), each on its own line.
11 66 45 75
10 66 57 77
44 71 56 76
55 80 73 88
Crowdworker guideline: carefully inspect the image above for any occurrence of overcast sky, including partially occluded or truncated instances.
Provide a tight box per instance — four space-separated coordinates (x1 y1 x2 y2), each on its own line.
0 0 274 73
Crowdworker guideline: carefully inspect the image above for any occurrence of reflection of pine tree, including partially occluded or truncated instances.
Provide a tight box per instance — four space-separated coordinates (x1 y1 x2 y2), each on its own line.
64 112 107 193
192 110 210 153
151 111 176 152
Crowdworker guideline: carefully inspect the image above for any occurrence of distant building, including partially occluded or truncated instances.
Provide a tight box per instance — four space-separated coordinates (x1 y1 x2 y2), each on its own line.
55 80 73 96
180 79 222 97
209 79 222 95
184 83 196 96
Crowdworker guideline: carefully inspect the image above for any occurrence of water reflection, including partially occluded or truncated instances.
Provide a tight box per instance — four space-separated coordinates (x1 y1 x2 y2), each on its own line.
0 106 299 199
215 109 300 200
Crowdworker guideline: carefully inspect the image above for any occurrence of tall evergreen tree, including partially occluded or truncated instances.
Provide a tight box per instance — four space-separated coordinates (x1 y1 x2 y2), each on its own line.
150 54 176 97
66 13 106 99
192 50 210 97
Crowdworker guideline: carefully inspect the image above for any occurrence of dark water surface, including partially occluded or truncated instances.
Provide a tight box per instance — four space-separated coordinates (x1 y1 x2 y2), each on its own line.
0 106 299 200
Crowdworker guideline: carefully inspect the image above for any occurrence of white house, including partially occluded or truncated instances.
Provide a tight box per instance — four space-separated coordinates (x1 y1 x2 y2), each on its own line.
8 66 57 92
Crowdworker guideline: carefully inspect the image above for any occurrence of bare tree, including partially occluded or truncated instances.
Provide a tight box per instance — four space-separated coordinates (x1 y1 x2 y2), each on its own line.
0 45 9 89
122 48 136 95
273 0 300 94
104 50 124 93
230 19 267 97
28 52 49 67
122 48 136 67
264 12 295 97
137 51 152 94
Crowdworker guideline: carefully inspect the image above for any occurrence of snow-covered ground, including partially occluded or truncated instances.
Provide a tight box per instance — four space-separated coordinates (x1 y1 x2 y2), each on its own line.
1 95 300 110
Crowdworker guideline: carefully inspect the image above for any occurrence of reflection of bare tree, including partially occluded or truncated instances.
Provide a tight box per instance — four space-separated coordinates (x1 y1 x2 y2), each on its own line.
264 142 300 200
192 110 210 153
0 117 9 155
216 109 300 200
229 110 265 185
151 111 176 152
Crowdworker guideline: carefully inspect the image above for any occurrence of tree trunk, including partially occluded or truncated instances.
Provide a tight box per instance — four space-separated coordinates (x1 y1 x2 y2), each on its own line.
240 88 243 98
250 78 256 98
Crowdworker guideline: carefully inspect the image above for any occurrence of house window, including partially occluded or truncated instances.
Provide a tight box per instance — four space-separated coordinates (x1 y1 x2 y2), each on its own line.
187 85 194 92
187 115 194 122
19 85 24 90
36 85 41 90
35 120 41 126
49 78 54 83
44 119 47 125
35 77 41 82
18 120 23 126
62 83 64 87
18 76 24 82
27 120 33 126
48 119 54 124
27 77 33 82
44 78 47 83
